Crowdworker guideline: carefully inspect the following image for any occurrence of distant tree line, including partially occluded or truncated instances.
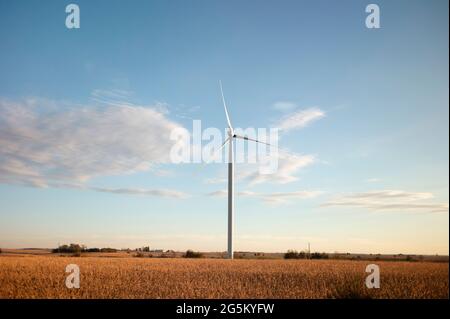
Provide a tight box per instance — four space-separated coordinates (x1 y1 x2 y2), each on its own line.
284 250 329 259
135 246 165 252
52 244 117 254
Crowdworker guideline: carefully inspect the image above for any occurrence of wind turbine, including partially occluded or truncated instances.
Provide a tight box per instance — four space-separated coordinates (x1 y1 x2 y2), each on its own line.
217 81 270 259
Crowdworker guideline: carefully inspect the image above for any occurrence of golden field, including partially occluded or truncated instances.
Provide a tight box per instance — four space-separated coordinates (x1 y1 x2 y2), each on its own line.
0 255 448 299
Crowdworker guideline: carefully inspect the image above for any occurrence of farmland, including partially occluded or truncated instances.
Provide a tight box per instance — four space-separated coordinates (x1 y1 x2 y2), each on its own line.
0 254 448 299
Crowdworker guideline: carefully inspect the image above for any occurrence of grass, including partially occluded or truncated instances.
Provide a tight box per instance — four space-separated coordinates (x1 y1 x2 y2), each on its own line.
0 256 447 299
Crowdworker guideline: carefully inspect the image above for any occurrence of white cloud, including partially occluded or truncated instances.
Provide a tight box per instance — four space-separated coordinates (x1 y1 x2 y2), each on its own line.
203 177 227 184
275 107 325 131
237 190 258 197
243 151 316 185
90 89 135 106
207 189 323 205
43 182 189 199
322 190 448 213
366 178 381 183
207 190 228 197
89 187 189 199
272 101 298 112
343 190 433 201
0 97 187 197
204 150 317 186
203 151 316 187
172 104 201 120
258 190 323 204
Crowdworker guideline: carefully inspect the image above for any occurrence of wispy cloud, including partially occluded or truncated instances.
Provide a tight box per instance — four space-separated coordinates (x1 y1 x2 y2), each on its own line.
0 97 187 191
206 190 228 197
272 101 298 112
275 107 325 131
258 190 323 204
15 181 190 199
90 89 135 107
203 177 227 185
243 152 316 185
204 151 316 186
89 187 189 199
322 190 448 213
366 178 381 183
172 104 201 120
207 189 323 204
341 190 434 201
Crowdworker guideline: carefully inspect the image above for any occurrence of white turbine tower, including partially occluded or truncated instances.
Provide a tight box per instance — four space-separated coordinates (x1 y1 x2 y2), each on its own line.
218 81 270 259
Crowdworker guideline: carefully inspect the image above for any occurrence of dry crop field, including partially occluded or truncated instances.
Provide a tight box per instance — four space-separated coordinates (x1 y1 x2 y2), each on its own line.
0 255 448 299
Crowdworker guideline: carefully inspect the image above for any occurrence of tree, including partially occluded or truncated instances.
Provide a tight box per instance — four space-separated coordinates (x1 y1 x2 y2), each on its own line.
284 250 299 259
183 250 202 258
52 243 84 253
311 252 329 259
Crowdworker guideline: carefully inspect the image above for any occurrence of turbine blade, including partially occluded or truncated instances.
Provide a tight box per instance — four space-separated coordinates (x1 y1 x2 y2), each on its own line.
219 81 233 130
234 134 272 146
217 136 231 153
206 136 230 163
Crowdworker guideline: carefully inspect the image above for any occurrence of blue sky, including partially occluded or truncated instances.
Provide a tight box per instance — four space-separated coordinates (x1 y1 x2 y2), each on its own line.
0 0 448 254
